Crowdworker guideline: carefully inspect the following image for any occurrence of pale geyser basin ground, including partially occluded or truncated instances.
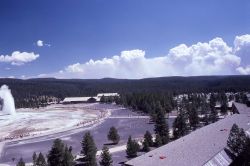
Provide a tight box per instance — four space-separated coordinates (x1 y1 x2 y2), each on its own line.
0 103 107 141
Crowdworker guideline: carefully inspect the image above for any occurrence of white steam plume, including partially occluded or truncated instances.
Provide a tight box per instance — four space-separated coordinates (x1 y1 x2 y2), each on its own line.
0 85 16 115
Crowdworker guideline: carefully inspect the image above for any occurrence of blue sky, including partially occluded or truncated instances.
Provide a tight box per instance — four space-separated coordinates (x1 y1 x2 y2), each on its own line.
0 0 250 78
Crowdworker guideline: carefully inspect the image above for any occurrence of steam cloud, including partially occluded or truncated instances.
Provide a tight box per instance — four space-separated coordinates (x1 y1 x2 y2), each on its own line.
0 85 16 115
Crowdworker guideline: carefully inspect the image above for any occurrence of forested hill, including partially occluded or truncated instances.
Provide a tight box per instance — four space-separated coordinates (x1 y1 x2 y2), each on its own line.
1 75 250 99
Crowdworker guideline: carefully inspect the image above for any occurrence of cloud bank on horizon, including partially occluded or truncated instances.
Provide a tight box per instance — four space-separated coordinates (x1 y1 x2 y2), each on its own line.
38 34 250 79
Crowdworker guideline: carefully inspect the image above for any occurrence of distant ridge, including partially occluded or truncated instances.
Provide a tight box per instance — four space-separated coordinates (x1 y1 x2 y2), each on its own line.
0 75 250 102
1 75 248 81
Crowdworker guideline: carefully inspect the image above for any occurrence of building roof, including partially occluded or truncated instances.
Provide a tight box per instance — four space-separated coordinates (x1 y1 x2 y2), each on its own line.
232 102 250 114
62 97 99 102
97 93 119 97
203 149 232 166
125 114 250 166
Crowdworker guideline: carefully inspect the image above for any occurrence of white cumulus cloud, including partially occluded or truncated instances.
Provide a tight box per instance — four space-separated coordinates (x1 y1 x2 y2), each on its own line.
38 34 250 79
37 40 44 47
236 66 250 75
36 40 51 47
234 34 250 74
234 34 250 52
0 51 39 65
167 37 240 75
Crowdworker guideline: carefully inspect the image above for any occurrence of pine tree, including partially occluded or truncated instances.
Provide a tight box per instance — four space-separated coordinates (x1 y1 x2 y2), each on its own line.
200 102 209 122
227 124 239 154
209 93 216 109
62 145 74 166
235 94 240 102
188 106 199 130
154 134 162 147
69 146 72 153
238 128 248 154
107 126 120 144
99 146 113 166
142 139 150 152
17 158 25 166
126 136 140 158
242 94 248 104
173 110 188 139
47 139 65 166
203 112 209 126
32 152 37 166
154 103 169 145
144 131 153 147
100 96 106 103
209 107 218 123
220 93 228 114
227 124 247 155
81 132 97 166
242 137 250 165
36 152 47 166
149 112 157 122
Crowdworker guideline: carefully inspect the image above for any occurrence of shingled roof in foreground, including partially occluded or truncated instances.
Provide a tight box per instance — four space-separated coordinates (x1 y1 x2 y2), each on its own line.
125 114 250 166
232 102 250 115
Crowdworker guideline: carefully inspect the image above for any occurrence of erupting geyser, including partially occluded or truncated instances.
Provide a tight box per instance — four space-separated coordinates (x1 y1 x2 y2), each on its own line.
0 84 16 115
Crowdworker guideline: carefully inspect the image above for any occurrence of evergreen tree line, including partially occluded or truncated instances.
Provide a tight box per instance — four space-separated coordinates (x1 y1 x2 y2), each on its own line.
102 91 248 124
1 76 250 108
116 92 176 120
172 93 221 140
